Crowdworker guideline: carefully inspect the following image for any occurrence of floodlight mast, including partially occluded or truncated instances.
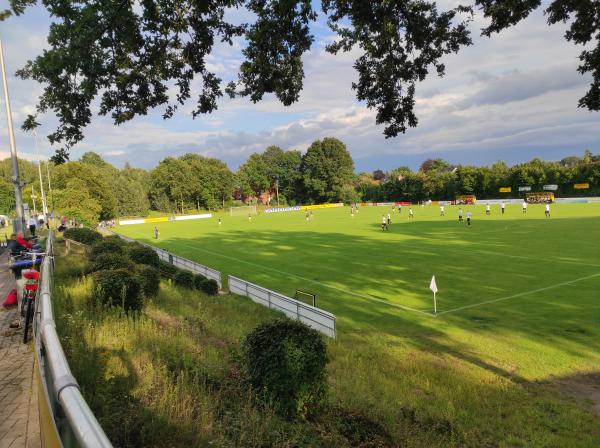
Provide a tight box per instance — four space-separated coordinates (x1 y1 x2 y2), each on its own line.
0 38 25 233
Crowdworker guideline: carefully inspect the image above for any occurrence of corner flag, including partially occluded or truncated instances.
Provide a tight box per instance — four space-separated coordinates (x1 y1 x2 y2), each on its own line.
430 276 438 314
430 275 438 294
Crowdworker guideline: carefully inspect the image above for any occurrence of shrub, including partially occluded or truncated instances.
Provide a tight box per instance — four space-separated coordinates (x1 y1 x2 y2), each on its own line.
90 239 125 260
242 319 328 419
159 260 179 278
128 244 160 268
136 265 161 297
103 235 130 247
89 253 132 273
63 227 102 245
200 279 219 296
92 269 143 312
193 274 207 290
173 270 195 289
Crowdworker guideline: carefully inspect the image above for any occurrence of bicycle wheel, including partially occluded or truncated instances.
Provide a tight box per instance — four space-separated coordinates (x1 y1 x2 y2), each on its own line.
23 298 33 344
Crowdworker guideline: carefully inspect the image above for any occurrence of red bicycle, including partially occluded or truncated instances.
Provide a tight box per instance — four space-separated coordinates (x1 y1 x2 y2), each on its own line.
21 269 40 344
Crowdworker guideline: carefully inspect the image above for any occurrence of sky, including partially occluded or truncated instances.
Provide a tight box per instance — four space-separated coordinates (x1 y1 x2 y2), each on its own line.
0 1 599 172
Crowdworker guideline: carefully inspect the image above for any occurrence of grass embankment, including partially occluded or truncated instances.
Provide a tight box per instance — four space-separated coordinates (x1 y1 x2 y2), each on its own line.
113 203 600 447
53 245 400 447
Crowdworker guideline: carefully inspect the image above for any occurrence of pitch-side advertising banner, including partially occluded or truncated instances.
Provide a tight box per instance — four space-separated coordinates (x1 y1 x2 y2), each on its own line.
302 203 344 211
264 206 301 213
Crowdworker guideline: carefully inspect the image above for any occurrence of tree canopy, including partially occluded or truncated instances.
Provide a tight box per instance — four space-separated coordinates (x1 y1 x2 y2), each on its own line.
2 1 598 159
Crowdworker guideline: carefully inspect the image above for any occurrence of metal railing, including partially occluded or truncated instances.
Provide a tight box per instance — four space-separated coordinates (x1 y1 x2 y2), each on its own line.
33 230 112 447
229 275 336 339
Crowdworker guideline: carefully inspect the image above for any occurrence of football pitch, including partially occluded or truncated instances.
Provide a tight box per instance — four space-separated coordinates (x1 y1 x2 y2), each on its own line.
117 202 600 445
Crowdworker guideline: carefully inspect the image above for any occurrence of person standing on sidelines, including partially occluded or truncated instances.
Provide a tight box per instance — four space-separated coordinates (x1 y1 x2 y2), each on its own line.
27 216 37 237
501 201 505 215
440 205 445 216
458 208 463 222
486 203 491 215
154 226 159 239
522 200 528 214
466 210 472 226
545 203 550 218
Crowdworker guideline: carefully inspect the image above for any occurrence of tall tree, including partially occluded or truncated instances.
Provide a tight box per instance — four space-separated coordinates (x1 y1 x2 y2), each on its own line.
237 153 271 200
300 137 354 203
261 146 302 204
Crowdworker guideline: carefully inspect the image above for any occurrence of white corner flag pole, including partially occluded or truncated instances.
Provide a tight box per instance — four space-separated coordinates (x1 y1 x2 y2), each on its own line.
430 275 438 314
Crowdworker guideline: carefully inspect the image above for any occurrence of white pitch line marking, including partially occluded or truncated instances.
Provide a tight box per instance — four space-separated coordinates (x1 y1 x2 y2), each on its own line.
436 272 600 316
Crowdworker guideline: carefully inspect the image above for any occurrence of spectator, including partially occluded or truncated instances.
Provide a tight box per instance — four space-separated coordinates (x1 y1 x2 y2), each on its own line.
27 216 37 237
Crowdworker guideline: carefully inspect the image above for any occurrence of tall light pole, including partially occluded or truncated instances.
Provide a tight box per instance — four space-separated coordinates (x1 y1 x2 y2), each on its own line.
0 38 25 233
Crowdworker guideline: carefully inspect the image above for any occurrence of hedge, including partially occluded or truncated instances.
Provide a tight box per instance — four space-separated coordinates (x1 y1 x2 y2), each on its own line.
92 269 143 312
173 270 195 289
129 244 160 268
89 253 132 272
90 239 126 260
136 265 161 298
63 228 102 245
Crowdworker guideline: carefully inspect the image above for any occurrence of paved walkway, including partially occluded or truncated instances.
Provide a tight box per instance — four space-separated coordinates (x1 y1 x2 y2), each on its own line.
0 252 41 448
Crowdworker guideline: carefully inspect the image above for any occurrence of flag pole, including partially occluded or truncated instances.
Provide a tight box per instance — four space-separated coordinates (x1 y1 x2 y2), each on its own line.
433 291 437 314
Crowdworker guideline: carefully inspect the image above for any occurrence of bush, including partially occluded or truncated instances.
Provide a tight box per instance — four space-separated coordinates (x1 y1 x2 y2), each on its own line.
89 253 132 273
128 244 160 268
90 239 125 260
200 279 219 296
92 269 143 312
136 265 161 298
242 319 328 419
193 274 207 290
159 260 179 278
103 235 130 247
173 270 195 289
63 227 102 245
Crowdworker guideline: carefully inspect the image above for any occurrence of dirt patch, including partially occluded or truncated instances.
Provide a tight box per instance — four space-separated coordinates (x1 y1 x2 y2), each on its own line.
146 308 181 331
552 373 600 415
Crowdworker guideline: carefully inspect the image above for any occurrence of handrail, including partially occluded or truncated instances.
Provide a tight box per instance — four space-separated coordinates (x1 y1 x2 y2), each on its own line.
34 230 113 447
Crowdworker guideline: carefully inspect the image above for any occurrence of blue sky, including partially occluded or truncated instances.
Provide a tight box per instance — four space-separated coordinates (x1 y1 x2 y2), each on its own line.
1 1 599 171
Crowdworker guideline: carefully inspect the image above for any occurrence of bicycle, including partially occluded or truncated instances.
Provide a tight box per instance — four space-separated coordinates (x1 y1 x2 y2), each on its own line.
21 269 41 344
7 249 44 344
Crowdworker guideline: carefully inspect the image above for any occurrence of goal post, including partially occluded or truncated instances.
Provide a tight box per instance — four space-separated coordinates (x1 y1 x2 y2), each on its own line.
295 290 316 307
229 205 258 217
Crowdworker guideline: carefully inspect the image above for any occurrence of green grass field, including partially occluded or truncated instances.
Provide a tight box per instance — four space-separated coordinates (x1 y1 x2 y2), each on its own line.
117 203 600 447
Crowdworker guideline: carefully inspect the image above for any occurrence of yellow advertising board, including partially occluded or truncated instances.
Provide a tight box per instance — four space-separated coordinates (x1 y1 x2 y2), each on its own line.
499 187 511 193
574 183 589 189
302 203 344 211
144 216 169 223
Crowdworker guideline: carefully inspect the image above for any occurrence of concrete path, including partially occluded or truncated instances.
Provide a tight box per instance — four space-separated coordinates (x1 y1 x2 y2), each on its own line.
0 252 41 448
